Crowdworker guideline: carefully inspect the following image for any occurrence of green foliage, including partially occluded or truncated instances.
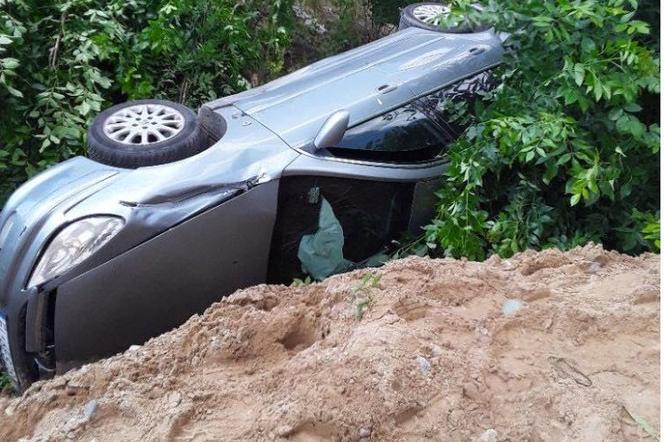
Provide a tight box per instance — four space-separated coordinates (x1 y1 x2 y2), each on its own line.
0 0 293 203
350 272 381 320
296 0 411 57
370 0 412 26
425 0 660 259
0 370 9 389
291 275 313 287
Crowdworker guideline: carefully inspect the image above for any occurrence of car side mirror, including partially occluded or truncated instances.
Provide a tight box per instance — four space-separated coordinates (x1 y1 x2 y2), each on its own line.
313 110 350 151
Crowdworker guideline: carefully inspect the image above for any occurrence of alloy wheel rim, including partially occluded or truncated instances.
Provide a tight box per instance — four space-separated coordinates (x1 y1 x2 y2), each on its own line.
103 104 185 146
412 4 450 26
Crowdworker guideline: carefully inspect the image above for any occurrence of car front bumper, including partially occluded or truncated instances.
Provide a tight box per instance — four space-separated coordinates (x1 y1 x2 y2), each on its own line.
0 158 124 389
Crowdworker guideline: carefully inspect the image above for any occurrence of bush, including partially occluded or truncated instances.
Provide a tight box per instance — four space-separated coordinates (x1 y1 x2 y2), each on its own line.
0 0 293 203
424 0 660 259
292 0 411 57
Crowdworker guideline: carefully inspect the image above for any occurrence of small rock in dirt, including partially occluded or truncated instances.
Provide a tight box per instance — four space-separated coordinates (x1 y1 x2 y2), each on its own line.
631 284 660 305
544 317 554 330
448 409 464 425
593 254 609 266
51 377 68 389
475 428 498 442
128 345 141 352
168 392 182 408
358 427 372 438
275 425 294 437
83 400 98 420
502 299 526 316
522 287 551 302
416 355 431 374
65 386 79 396
463 382 483 401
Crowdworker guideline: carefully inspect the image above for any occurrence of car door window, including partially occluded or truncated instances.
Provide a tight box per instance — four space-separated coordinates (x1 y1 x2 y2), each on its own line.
337 102 446 153
326 70 494 164
418 70 494 134
327 102 448 163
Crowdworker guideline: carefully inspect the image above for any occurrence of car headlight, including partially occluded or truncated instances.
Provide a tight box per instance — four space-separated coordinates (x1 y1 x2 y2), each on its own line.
28 216 124 288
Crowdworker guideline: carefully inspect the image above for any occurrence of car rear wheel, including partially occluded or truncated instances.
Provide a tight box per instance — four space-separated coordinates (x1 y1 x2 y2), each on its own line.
399 2 487 33
87 99 207 168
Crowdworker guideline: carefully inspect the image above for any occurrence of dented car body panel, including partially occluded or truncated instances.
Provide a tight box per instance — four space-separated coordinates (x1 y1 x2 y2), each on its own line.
54 181 279 372
0 26 503 390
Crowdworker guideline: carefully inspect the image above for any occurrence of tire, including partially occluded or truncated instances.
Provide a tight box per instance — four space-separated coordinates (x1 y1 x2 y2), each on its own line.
399 2 488 33
87 99 208 169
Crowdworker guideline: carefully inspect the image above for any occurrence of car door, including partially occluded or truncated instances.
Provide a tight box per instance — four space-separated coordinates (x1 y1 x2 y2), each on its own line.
270 71 493 283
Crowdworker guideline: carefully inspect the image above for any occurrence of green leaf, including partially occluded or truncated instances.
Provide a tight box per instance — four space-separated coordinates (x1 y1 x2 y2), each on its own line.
77 101 91 116
628 119 645 137
557 153 572 165
1 58 19 69
6 85 22 97
580 37 596 53
623 406 659 440
624 103 642 113
573 64 585 86
593 79 603 101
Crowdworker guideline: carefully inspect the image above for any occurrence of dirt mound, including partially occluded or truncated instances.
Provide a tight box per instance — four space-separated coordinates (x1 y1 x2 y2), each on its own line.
0 245 659 441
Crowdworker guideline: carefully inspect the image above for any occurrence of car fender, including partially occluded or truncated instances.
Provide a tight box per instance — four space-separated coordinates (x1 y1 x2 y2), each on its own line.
54 180 280 371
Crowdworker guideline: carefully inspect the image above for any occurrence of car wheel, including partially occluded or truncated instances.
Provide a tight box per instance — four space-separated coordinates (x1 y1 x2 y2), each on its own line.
399 2 486 33
87 99 207 168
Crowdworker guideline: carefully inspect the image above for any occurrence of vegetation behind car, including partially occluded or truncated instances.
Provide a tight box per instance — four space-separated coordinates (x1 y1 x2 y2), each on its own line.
421 0 660 259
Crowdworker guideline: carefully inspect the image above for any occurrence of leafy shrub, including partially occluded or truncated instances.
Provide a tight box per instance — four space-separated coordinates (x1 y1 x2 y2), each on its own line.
0 0 293 203
370 0 412 26
424 0 660 259
294 0 411 57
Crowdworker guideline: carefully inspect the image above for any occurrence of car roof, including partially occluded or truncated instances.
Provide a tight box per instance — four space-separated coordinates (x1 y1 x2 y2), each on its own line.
206 27 503 149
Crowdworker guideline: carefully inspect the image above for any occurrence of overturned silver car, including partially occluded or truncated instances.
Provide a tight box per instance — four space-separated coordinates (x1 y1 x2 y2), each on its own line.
0 3 504 390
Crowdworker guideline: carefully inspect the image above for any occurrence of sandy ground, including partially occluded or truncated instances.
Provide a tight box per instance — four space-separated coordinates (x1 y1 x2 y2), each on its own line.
0 245 659 441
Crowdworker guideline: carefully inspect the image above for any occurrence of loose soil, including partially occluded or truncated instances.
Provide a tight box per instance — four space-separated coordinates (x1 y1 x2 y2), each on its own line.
0 245 659 441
